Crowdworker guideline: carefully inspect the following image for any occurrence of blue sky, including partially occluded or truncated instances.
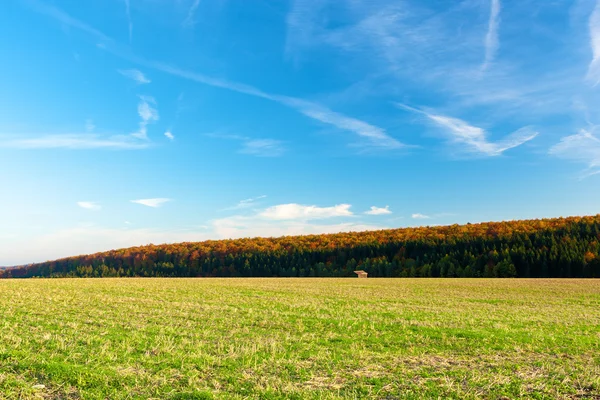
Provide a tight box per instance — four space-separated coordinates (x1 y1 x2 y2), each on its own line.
1 0 600 265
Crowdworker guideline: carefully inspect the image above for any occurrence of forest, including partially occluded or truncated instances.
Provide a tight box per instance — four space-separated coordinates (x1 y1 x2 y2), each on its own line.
2 215 600 279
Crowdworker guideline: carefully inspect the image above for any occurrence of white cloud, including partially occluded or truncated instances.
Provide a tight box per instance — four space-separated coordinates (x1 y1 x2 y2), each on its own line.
365 205 392 215
213 202 380 238
397 104 538 156
164 131 175 140
141 66 403 150
132 96 159 139
282 0 584 123
282 98 405 149
260 203 353 220
209 134 286 157
23 2 407 152
412 213 430 219
0 219 392 266
77 201 101 210
130 198 171 208
588 0 600 85
212 217 382 240
240 139 285 157
549 129 600 178
482 0 501 72
118 69 150 84
0 201 385 265
24 0 112 43
222 195 267 211
0 134 151 150
124 0 132 44
182 0 201 27
137 96 158 121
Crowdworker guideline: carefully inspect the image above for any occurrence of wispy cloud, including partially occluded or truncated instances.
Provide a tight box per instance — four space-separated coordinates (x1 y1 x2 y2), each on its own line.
588 0 600 85
1 205 382 264
549 129 600 179
212 202 381 239
209 134 286 157
397 104 538 156
412 212 457 220
164 131 174 140
77 201 101 210
281 98 405 150
182 0 201 28
240 139 286 157
412 213 430 219
284 1 473 78
22 2 407 152
118 69 150 84
481 0 501 72
260 203 353 220
150 64 405 150
365 205 392 215
222 195 268 211
0 134 151 150
283 0 584 123
124 0 132 43
23 0 112 43
133 96 159 139
131 198 172 208
284 0 327 62
212 217 381 240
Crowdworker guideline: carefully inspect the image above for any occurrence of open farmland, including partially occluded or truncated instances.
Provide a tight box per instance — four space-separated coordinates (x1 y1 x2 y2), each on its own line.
1 278 599 399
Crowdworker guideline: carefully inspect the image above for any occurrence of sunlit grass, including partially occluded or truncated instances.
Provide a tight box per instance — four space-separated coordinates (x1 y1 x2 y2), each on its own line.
1 278 599 399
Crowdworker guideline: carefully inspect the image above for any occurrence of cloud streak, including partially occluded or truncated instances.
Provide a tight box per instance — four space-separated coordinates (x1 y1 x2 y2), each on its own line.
182 0 201 28
21 2 405 151
131 198 172 208
482 0 501 72
151 64 404 149
209 134 286 157
22 0 112 43
281 98 405 149
77 201 101 210
397 104 538 156
549 129 600 179
222 195 268 211
240 139 286 157
118 69 150 84
124 0 132 43
588 0 600 85
0 134 151 150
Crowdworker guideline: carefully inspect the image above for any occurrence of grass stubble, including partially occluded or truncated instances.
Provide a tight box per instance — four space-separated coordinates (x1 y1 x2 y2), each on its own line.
0 278 598 399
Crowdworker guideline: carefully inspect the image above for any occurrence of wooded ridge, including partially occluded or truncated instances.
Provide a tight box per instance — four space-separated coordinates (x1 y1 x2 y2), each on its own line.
3 215 600 278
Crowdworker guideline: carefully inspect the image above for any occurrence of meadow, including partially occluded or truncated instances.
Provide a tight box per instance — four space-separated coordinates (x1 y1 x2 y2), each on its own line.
0 278 599 399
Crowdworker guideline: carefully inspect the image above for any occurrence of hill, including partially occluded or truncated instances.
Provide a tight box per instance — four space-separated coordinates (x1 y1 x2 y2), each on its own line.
3 215 600 279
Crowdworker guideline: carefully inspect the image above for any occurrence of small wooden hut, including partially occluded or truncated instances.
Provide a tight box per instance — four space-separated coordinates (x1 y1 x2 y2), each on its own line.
354 270 368 278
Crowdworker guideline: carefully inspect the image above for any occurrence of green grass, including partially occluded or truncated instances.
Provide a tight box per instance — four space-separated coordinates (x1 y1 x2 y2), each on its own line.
0 279 599 399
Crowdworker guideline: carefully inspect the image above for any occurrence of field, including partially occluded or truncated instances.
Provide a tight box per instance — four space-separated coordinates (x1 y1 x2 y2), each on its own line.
1 279 599 399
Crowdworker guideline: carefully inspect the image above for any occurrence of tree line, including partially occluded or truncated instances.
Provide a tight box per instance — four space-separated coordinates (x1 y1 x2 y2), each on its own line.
2 215 600 278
